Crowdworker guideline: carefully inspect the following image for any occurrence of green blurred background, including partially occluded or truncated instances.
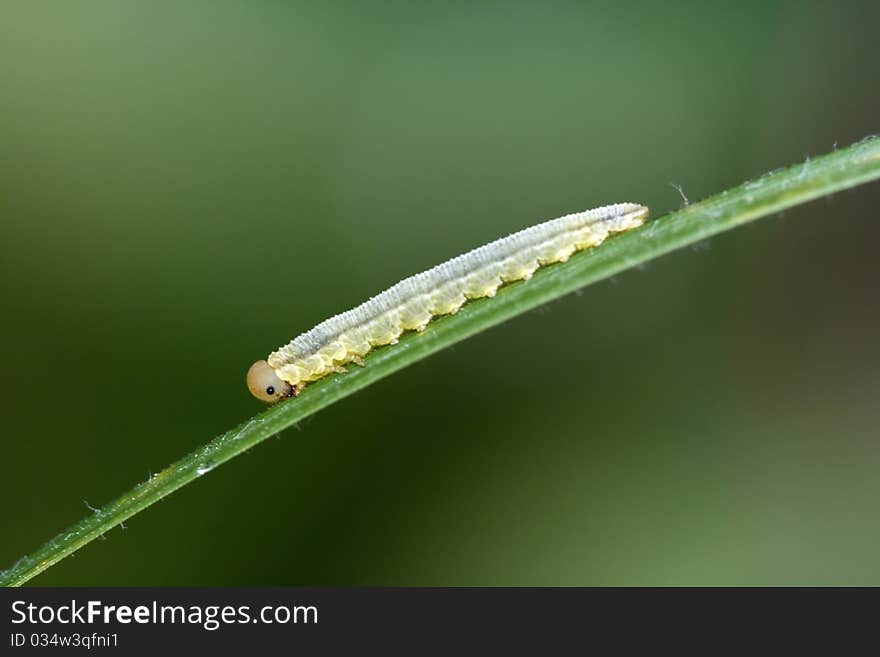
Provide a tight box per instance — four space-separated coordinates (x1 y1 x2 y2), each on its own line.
2 1 878 585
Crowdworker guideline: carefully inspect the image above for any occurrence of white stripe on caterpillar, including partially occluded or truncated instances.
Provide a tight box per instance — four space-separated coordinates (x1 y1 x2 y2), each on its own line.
247 202 648 402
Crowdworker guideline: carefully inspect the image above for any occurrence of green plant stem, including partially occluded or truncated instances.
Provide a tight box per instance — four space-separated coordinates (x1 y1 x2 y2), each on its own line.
3 136 879 587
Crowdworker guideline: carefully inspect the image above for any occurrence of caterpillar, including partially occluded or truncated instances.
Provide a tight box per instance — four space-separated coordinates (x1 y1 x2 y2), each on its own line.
247 202 649 402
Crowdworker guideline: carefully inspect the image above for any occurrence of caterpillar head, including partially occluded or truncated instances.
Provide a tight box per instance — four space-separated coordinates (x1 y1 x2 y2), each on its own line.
246 360 293 403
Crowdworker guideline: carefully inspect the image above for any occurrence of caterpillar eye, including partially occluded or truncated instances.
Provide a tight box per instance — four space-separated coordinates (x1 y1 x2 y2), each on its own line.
246 360 292 403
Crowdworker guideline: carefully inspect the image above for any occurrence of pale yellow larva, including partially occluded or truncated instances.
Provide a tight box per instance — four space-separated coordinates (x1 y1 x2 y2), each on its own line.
247 203 649 402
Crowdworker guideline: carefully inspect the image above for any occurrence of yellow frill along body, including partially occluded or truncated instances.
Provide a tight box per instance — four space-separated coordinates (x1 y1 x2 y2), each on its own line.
265 203 647 394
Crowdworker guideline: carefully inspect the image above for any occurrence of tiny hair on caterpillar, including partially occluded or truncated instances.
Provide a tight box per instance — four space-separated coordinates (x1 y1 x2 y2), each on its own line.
246 202 648 402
